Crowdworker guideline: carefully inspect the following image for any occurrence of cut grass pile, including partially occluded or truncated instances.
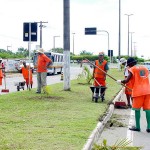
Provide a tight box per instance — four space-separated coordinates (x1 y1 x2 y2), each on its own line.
0 68 124 150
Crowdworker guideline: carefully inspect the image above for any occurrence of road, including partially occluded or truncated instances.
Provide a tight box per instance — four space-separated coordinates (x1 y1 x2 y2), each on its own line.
1 65 83 94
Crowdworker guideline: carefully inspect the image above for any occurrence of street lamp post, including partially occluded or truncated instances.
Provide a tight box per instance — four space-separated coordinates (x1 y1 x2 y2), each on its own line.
133 42 137 56
35 21 48 48
7 46 11 51
118 0 121 60
72 33 75 55
97 30 109 51
130 32 134 57
97 30 110 61
125 14 133 56
53 36 60 50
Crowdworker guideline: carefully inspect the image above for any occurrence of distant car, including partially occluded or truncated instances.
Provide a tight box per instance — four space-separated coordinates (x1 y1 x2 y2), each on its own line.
143 62 150 71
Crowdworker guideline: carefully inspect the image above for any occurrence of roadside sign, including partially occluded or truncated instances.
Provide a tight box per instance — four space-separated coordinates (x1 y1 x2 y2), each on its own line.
85 27 97 35
108 50 113 57
23 22 37 41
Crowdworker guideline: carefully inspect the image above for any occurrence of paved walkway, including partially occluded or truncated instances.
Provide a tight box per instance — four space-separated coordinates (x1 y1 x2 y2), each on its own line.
98 92 150 150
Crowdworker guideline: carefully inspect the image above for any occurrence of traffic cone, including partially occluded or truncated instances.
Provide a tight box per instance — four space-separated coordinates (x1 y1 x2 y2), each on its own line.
60 72 63 80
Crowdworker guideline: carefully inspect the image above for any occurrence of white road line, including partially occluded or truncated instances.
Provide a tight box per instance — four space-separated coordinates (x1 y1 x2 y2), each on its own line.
126 109 135 146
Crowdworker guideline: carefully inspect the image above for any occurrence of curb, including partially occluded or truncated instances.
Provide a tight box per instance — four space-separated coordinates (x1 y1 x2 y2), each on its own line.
82 88 124 150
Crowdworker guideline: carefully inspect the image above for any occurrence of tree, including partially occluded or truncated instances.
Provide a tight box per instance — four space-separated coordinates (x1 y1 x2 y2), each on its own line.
51 48 63 53
16 47 29 57
80 50 93 55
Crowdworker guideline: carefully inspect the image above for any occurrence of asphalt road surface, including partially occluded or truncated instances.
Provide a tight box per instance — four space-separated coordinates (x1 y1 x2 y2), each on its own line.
1 66 83 94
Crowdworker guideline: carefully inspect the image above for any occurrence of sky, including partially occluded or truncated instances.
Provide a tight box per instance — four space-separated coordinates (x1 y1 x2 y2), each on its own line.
0 0 150 59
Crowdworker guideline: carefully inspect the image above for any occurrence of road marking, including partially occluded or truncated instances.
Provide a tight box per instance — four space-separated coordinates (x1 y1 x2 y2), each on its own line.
126 109 135 146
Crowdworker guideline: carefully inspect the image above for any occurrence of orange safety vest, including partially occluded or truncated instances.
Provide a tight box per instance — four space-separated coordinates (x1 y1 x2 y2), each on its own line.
22 66 32 79
0 63 3 78
129 65 150 97
94 60 107 79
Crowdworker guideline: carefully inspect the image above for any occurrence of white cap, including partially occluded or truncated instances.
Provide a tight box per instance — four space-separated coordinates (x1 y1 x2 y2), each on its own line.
0 58 2 61
36 48 44 54
120 58 127 64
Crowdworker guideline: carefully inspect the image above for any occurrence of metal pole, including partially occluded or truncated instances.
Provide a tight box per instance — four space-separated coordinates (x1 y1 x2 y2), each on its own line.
97 30 109 51
133 42 136 56
97 30 110 61
130 32 134 57
28 23 31 90
53 36 60 50
125 14 133 56
7 46 11 51
35 21 48 48
53 36 55 49
39 21 42 48
118 0 121 59
63 0 70 90
72 33 75 55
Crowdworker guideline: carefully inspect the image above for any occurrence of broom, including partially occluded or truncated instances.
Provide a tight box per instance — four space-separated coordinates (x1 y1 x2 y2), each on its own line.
85 58 132 90
86 58 130 107
1 70 9 93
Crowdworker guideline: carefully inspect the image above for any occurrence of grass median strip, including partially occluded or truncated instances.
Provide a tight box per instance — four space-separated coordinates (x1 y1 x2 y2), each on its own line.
0 68 124 150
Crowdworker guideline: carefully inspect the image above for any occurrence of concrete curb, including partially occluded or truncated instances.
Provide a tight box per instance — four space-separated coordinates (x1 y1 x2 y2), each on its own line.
82 88 124 150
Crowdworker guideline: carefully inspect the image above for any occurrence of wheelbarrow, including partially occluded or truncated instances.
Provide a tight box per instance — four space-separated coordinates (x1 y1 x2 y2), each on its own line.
14 81 26 91
90 78 107 103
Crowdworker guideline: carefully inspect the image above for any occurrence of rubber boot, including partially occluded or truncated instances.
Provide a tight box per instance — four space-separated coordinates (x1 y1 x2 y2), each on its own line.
129 110 141 131
101 87 105 101
146 110 150 132
135 110 141 130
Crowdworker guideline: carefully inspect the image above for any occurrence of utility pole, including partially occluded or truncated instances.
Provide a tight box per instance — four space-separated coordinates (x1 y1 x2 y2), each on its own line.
118 0 121 60
7 45 11 51
35 21 48 48
130 32 134 57
72 33 75 55
53 36 60 49
125 14 133 56
63 0 70 90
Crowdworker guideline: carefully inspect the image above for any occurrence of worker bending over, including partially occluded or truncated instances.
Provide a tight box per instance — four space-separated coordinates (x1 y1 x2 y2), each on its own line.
16 61 33 89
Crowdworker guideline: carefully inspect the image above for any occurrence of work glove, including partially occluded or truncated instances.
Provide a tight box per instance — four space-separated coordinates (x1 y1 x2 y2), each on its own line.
116 80 122 84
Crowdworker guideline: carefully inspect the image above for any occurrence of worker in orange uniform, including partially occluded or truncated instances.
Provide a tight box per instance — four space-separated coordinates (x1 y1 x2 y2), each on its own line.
117 57 150 132
16 61 33 89
120 58 132 108
36 48 52 94
0 58 5 88
93 52 109 101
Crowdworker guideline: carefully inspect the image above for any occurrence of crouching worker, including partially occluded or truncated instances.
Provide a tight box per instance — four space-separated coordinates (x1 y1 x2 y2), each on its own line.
93 52 109 101
117 57 150 133
16 61 33 89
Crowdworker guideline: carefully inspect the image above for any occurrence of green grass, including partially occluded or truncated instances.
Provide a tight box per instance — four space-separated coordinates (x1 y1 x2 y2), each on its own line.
0 68 124 150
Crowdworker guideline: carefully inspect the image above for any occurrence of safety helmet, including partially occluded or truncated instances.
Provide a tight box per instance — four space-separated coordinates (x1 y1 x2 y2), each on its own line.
99 52 104 56
120 58 127 64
